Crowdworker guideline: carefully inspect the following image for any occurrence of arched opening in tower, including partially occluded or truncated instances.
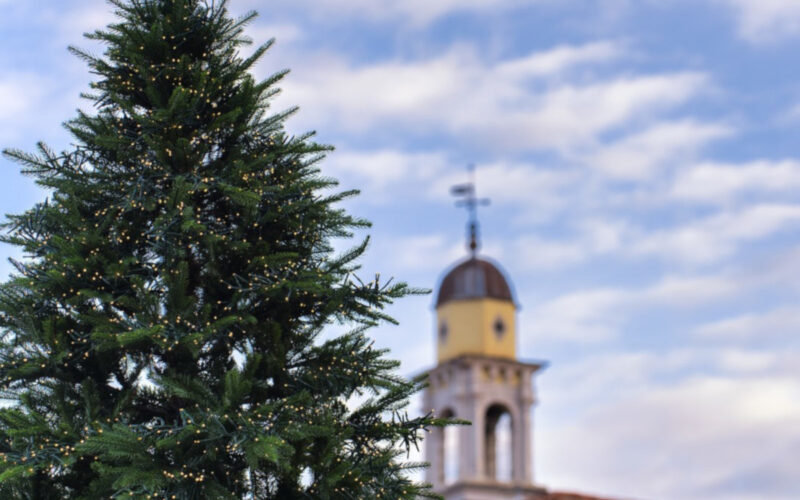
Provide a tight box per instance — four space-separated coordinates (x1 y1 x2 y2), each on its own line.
485 404 513 481
440 408 459 485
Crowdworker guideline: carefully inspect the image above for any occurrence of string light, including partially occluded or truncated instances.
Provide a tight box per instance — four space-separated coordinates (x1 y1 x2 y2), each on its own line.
0 1 441 497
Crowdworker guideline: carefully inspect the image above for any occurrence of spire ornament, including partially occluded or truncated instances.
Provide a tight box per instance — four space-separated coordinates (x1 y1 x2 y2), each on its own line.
450 164 490 257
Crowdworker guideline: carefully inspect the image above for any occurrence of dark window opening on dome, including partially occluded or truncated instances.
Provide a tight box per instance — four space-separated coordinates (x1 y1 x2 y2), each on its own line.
439 321 449 343
493 317 506 339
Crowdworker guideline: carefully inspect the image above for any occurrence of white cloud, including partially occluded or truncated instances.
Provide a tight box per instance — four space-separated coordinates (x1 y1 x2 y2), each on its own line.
511 218 629 270
643 273 741 306
0 74 55 143
486 72 708 153
632 204 800 264
524 287 629 343
496 41 625 79
43 3 118 47
321 149 579 221
524 272 741 344
695 307 800 341
521 245 800 348
507 201 800 272
272 44 705 153
323 149 451 201
278 48 470 132
716 0 800 42
245 24 304 46
715 349 780 373
0 75 46 120
431 161 578 215
781 101 800 123
670 160 800 204
588 120 732 180
376 234 465 272
243 0 531 26
513 236 596 269
367 233 507 276
539 351 800 500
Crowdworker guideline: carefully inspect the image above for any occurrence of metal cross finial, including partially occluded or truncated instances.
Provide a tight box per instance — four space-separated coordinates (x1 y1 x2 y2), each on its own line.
450 164 490 257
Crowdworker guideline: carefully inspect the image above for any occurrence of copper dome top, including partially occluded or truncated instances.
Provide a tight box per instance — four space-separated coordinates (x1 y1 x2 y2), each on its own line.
436 257 514 307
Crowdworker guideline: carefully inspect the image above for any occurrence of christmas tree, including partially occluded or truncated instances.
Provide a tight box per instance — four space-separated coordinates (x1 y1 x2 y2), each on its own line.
0 1 448 497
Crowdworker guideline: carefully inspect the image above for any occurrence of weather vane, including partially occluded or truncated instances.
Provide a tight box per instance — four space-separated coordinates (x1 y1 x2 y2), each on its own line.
451 164 490 257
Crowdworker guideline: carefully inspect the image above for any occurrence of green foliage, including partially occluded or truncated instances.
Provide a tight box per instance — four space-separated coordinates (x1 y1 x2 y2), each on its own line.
0 0 451 497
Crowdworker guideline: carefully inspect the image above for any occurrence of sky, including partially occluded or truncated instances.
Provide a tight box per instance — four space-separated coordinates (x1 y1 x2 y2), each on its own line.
1 1 800 499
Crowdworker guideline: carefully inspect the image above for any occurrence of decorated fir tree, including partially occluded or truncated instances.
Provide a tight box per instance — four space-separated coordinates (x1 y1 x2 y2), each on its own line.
0 1 448 498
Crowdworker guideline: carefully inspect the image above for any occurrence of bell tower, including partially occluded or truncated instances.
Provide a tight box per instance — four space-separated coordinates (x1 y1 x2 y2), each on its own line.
423 168 547 499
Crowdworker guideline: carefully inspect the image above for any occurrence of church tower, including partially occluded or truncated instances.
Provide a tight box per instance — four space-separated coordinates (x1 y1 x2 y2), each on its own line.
423 169 547 499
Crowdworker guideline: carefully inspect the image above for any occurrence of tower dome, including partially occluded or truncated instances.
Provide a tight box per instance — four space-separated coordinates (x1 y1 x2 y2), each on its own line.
435 256 518 362
436 257 514 308
434 165 517 362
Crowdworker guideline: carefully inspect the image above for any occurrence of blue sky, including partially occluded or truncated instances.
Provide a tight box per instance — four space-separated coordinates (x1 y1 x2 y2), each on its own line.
2 1 800 499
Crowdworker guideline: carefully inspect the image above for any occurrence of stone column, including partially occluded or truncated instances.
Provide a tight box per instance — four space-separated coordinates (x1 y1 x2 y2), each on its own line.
426 425 444 488
515 367 535 483
455 362 483 480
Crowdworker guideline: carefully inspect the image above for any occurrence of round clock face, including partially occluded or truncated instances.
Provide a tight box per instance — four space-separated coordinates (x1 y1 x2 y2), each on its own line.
493 317 506 339
439 320 449 343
